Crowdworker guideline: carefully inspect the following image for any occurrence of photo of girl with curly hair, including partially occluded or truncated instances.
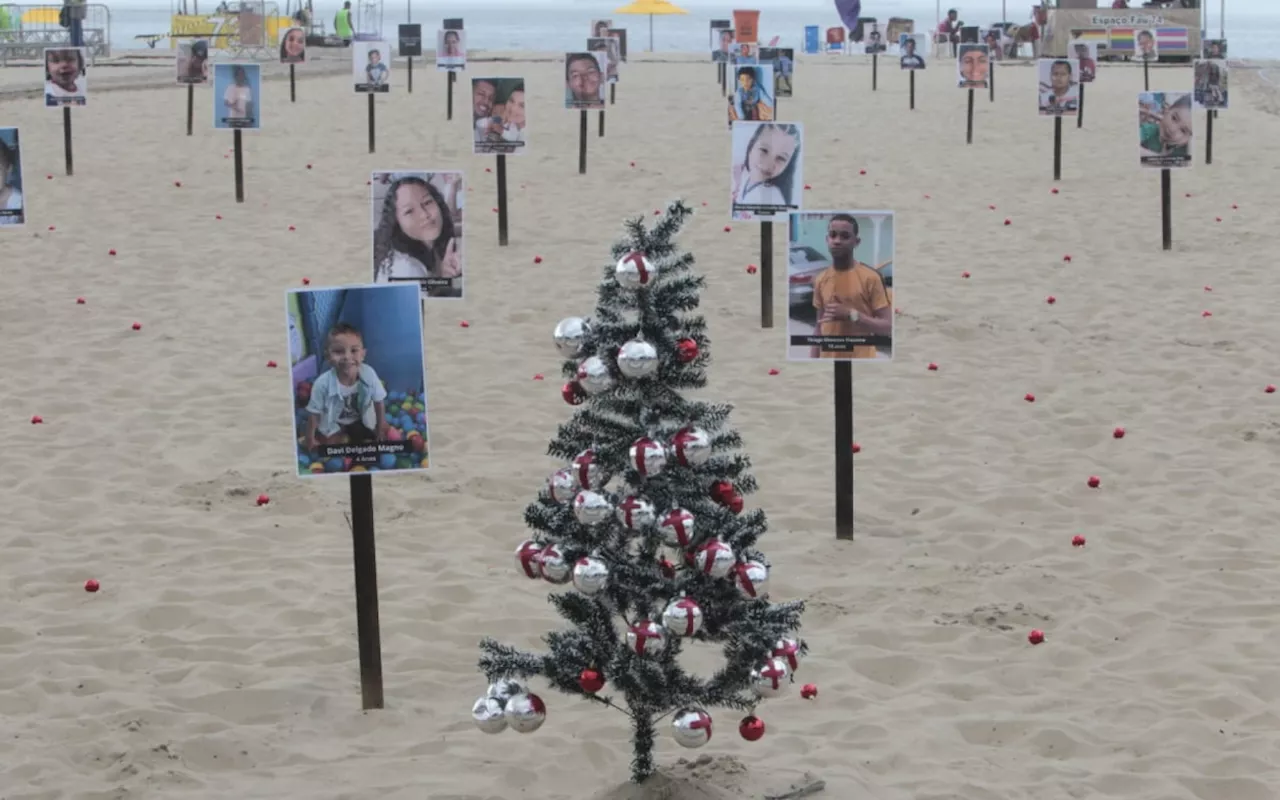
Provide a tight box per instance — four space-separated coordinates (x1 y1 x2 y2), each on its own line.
370 171 464 299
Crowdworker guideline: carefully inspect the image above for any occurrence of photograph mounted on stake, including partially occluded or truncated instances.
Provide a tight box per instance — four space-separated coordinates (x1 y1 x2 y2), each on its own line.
475 199 809 786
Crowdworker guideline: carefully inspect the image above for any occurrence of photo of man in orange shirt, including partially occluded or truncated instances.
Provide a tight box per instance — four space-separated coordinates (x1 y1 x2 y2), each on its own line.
787 211 894 361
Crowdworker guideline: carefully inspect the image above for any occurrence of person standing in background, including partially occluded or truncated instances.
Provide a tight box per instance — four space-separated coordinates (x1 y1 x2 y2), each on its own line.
334 1 353 44
62 0 86 48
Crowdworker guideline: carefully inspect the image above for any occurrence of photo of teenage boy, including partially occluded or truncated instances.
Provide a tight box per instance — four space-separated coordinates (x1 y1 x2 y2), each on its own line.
176 40 209 84
957 43 989 88
471 78 527 155
899 34 925 69
287 283 429 476
587 36 620 83
44 47 87 107
713 27 734 62
726 65 774 128
437 29 466 70
564 52 606 109
864 25 886 54
730 122 803 222
0 127 25 227
353 41 391 92
280 26 306 64
787 211 894 361
213 63 261 130
1070 40 1097 82
1138 91 1192 168
1193 60 1228 110
1038 58 1079 116
371 171 463 299
1136 29 1157 61
1203 39 1226 59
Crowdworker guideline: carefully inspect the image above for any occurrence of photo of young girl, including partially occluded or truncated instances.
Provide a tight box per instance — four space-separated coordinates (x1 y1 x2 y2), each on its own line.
286 283 429 477
213 63 261 130
437 29 466 71
44 47 87 108
280 26 306 64
730 122 803 222
726 65 774 129
1138 91 1193 168
370 171 464 299
0 127 24 227
176 40 209 84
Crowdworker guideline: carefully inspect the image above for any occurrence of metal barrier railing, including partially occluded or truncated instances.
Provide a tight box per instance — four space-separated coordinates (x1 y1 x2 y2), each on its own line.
0 4 111 65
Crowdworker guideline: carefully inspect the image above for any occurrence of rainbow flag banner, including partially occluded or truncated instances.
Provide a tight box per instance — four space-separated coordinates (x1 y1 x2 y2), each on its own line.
1156 27 1189 49
1108 27 1135 51
1069 28 1110 43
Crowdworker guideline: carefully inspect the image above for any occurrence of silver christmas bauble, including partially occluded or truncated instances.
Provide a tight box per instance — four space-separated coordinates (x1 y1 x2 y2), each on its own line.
615 495 656 530
670 427 712 467
662 596 704 637
576 356 614 395
615 251 658 289
732 560 770 599
658 507 697 549
617 338 660 379
626 619 668 656
694 538 736 579
750 656 792 699
538 543 572 584
629 436 668 477
573 490 613 526
503 692 547 733
514 538 543 580
486 678 526 703
472 695 509 734
553 317 591 358
671 708 714 748
546 468 578 504
773 637 803 672
572 556 610 595
571 449 602 490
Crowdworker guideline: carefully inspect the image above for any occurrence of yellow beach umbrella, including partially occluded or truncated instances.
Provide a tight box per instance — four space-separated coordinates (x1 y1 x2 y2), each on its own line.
614 0 688 53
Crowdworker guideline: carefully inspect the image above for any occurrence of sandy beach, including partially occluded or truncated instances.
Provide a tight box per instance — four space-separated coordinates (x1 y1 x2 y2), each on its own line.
2 49 1279 800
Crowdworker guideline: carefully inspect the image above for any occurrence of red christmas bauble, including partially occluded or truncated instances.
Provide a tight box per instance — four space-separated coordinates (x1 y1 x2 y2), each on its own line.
578 668 605 694
709 480 734 503
562 381 586 405
739 715 766 741
726 492 744 515
675 338 699 363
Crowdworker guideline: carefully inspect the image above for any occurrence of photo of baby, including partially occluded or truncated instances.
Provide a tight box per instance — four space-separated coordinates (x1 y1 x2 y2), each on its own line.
371 171 464 300
730 122 803 222
565 51 606 110
0 127 24 227
1138 91 1192 169
471 77 526 155
286 283 429 477
213 63 261 130
353 41 391 93
437 29 466 71
176 40 209 84
1193 60 1228 110
44 47 87 108
787 211 895 362
726 64 774 129
1037 58 1079 117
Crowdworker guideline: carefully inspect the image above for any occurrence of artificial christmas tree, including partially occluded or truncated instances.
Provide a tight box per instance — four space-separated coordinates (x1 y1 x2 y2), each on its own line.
474 199 809 784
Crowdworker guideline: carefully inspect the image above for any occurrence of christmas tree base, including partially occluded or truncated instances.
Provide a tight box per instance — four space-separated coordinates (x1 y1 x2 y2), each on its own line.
590 755 826 800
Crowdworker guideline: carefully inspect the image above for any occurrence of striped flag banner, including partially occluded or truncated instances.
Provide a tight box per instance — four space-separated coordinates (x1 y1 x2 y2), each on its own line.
1156 27 1189 49
1070 29 1109 43
1109 27 1135 51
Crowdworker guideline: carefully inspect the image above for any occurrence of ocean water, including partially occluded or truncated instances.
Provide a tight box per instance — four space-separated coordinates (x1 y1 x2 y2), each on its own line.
99 2 1279 60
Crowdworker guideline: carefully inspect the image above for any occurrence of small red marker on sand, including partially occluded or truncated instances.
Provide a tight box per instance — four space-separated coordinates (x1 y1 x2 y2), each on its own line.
46 174 53 180
215 214 222 220
851 442 861 453
630 161 636 167
701 202 708 206
459 320 470 328
1232 204 1238 209
302 277 310 285
988 204 996 210
746 265 757 274
256 494 270 506
1028 629 1045 645
1024 393 1035 402
485 167 492 173
1265 385 1276 394
174 180 182 187
492 207 499 213
927 362 939 371
924 194 931 199
1072 535 1086 547
1046 295 1056 304
306 164 312 169
1202 311 1213 317
84 579 100 593
47 225 55 231
768 368 779 375
1113 426 1126 439
724 226 732 232
1215 217 1222 223
288 225 296 231
532 373 544 381
266 360 277 368
1185 192 1192 198
1087 475 1101 488
76 297 85 305
961 271 970 278
1063 255 1072 262
804 184 812 190
859 169 866 175
1204 286 1212 292
108 249 117 256
800 683 818 699
30 415 43 424
131 322 142 331
1003 218 1012 226
1051 188 1059 194
533 256 543 263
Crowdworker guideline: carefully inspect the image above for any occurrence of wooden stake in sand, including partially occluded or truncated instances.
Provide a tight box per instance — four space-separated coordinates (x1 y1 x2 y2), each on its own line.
233 129 244 203
1078 83 1085 128
834 362 853 540
62 107 74 176
578 110 588 174
1160 168 1172 250
186 83 195 136
447 71 454 120
496 154 509 246
1205 110 1214 165
909 70 915 110
1053 116 1063 181
966 88 975 144
348 474 385 710
289 63 296 103
367 94 376 154
759 222 774 328
872 52 878 91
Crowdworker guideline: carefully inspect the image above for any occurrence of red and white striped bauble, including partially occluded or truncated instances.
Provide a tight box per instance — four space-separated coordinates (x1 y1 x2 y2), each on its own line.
670 427 712 467
572 448 602 490
732 560 769 599
546 468 578 503
629 437 668 477
514 539 543 579
538 543 572 584
750 656 791 699
658 507 697 548
694 538 736 578
662 596 704 637
626 619 668 656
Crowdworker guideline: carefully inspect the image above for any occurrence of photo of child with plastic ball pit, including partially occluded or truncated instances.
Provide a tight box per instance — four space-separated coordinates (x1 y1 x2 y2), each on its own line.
286 283 429 477
787 210 895 362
